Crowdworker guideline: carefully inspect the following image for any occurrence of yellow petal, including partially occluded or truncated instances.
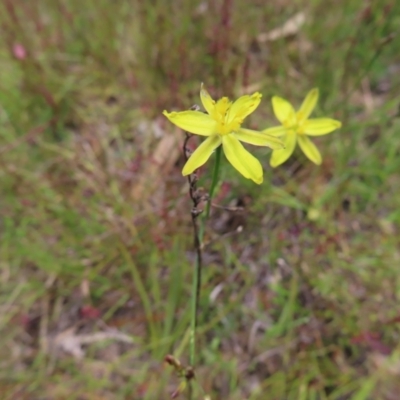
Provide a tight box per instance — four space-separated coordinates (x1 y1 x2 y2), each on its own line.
200 83 216 116
303 118 342 136
262 125 288 137
297 135 322 165
297 88 319 122
227 92 262 124
272 96 296 125
163 110 216 136
182 135 222 175
222 135 263 184
236 128 284 149
270 132 297 168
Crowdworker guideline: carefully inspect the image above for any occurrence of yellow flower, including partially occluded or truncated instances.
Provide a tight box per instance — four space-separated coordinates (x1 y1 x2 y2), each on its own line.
263 88 342 167
163 84 284 184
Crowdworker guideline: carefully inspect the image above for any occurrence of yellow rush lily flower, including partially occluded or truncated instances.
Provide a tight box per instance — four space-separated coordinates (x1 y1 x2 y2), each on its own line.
263 88 342 167
163 84 284 184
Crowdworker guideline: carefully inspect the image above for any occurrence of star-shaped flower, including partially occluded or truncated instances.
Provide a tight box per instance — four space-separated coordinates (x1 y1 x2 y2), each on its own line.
263 88 342 167
163 84 283 184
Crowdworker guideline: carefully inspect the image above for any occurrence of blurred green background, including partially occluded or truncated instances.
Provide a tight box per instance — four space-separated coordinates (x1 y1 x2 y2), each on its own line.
1 0 400 399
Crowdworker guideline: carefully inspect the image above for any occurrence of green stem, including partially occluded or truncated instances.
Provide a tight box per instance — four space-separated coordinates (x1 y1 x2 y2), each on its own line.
189 146 222 367
189 247 200 366
205 146 222 219
198 146 222 242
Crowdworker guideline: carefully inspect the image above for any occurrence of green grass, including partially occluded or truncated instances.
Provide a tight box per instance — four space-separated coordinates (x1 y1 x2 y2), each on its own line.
1 0 400 399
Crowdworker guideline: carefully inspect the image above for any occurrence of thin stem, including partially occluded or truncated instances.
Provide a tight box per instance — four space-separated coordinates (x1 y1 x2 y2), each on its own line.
184 135 222 368
199 145 222 242
189 210 202 367
183 133 203 368
205 146 222 219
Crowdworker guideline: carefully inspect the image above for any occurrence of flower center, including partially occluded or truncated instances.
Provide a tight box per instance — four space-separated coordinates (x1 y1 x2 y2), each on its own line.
213 97 241 135
283 113 306 134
